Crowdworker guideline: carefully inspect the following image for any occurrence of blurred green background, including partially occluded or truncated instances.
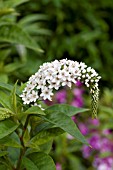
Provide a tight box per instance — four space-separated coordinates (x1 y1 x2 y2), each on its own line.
0 0 113 169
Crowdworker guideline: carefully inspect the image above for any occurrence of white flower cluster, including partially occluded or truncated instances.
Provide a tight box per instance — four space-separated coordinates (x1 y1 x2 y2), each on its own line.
20 59 101 117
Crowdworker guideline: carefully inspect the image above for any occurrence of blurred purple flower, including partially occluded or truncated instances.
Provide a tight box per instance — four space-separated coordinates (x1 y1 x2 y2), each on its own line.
89 134 101 150
72 116 77 123
78 123 89 135
82 145 92 158
102 129 112 135
71 98 84 107
55 90 66 103
76 81 83 87
100 138 113 153
56 163 62 170
98 163 111 170
89 118 100 126
73 88 84 97
44 99 53 106
93 157 113 170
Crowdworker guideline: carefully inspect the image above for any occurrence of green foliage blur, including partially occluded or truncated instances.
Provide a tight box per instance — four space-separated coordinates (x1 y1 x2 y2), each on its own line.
0 0 49 83
0 0 113 88
0 0 113 169
18 0 113 88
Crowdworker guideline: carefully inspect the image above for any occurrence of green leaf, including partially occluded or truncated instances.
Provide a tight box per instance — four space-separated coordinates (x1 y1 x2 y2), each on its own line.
0 136 22 148
46 104 89 117
10 82 17 113
0 74 8 83
68 154 86 170
18 106 45 121
25 148 41 156
0 82 14 92
0 49 11 61
0 164 7 170
7 146 20 165
4 62 23 73
42 110 88 145
0 91 11 109
23 106 45 116
36 122 53 133
0 82 20 96
0 151 8 157
28 128 63 148
0 24 43 52
0 119 19 139
3 0 29 8
19 14 48 26
0 8 14 17
28 152 56 170
23 128 30 146
22 157 39 170
39 140 53 154
25 140 53 155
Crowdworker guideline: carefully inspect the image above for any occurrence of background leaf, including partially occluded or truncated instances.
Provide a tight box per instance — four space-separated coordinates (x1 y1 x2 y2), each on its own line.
0 91 11 109
28 128 64 148
3 0 29 8
43 110 88 145
0 151 8 157
22 157 39 170
0 24 43 52
46 104 89 117
28 152 56 170
0 119 19 139
0 136 22 148
24 106 45 116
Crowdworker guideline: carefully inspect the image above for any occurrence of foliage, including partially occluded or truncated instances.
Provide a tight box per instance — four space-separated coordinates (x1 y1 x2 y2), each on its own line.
0 82 89 169
18 0 113 88
0 0 50 84
0 0 112 169
48 85 113 170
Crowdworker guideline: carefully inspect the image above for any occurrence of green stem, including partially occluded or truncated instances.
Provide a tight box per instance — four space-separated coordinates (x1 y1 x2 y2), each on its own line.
16 115 30 170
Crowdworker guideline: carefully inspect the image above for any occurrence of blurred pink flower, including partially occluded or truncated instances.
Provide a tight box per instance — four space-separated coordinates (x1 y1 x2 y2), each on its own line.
89 134 101 150
56 163 62 170
82 145 92 158
76 81 83 87
71 98 84 107
55 90 66 103
89 118 100 126
78 123 89 135
102 129 112 135
73 88 84 97
93 157 113 170
100 138 113 153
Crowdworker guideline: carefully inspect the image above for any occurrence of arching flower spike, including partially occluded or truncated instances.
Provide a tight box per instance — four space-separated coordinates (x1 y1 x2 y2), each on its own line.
20 59 101 118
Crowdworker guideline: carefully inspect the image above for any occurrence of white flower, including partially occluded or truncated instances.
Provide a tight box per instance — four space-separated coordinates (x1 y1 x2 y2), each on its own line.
79 62 87 70
40 87 53 100
58 70 69 81
87 67 92 72
23 84 34 93
23 95 31 105
49 81 60 90
36 80 46 89
62 81 72 88
29 90 38 102
68 74 77 84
